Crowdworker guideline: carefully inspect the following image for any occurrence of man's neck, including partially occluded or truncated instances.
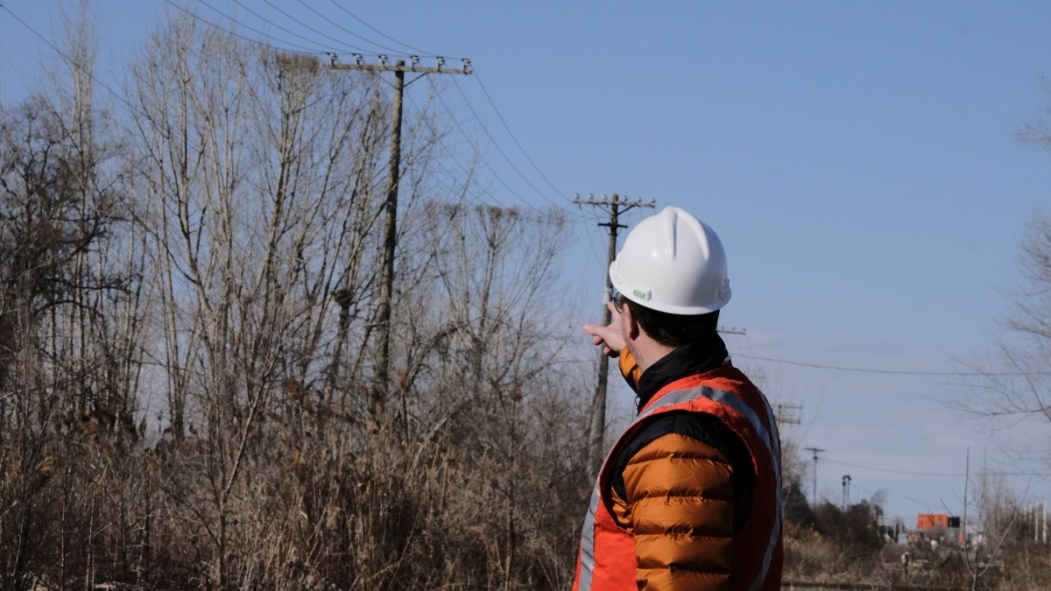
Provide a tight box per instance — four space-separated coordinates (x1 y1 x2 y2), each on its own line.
629 338 675 375
633 337 731 409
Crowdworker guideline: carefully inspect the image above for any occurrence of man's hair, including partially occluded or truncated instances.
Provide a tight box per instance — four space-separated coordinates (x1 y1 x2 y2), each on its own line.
622 297 720 348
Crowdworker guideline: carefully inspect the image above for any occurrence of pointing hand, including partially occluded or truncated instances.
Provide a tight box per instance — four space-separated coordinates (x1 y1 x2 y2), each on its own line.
583 301 626 358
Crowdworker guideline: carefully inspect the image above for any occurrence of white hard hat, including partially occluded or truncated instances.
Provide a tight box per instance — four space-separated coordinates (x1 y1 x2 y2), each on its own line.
609 206 731 315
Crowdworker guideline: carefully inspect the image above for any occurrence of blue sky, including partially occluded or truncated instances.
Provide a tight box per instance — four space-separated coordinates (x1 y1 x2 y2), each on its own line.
4 1 1051 522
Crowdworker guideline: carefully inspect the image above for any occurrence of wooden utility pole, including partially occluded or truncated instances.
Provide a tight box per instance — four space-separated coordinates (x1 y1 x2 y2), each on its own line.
330 54 470 415
575 193 655 478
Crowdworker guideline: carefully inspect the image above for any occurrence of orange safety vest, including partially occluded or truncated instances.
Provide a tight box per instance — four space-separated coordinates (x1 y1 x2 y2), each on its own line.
572 366 783 591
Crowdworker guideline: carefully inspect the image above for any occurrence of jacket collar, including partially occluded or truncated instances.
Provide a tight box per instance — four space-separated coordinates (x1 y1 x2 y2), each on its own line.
635 334 729 410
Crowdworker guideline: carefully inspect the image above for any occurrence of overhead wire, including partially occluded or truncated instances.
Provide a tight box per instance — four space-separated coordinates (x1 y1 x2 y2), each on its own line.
430 84 558 212
0 1 137 113
825 459 963 478
166 4 615 253
160 1 591 223
438 84 595 224
736 353 1042 377
397 82 511 210
2 0 497 217
468 72 568 201
257 0 375 54
186 0 327 54
824 457 1051 479
301 2 595 224
445 76 580 216
403 85 522 212
322 0 437 57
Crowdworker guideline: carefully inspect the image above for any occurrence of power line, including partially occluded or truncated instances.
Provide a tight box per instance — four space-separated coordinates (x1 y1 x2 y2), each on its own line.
401 90 518 211
447 74 571 212
256 0 374 54
322 0 437 57
430 86 556 212
736 353 1039 377
230 0 332 51
184 0 436 62
301 8 570 217
289 1 400 54
430 78 589 221
201 1 582 222
823 457 1051 479
0 1 136 112
280 2 584 222
183 0 326 54
314 2 579 218
468 72 567 200
12 0 587 229
3 0 592 259
825 458 962 478
406 88 573 219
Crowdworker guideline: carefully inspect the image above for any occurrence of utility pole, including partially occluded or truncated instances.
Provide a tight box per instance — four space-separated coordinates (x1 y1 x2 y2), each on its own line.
773 403 802 428
575 193 654 477
330 54 471 416
842 474 851 509
805 446 825 507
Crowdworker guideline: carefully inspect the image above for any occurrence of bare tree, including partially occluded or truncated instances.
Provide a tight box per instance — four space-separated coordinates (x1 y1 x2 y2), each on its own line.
947 80 1051 489
389 202 588 588
969 78 1051 429
937 77 1051 590
0 2 146 588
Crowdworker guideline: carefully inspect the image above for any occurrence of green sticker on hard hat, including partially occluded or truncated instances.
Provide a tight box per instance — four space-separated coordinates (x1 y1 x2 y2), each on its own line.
632 288 651 301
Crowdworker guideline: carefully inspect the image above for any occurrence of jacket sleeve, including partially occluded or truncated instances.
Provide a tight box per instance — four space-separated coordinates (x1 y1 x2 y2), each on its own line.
611 432 735 591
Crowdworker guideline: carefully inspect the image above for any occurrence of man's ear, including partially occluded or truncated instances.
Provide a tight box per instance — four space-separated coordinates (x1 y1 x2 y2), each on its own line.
623 302 641 341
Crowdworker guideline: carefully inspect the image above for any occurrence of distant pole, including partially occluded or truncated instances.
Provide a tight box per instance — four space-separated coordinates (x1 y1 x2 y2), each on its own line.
575 194 654 478
963 447 970 551
805 447 825 507
773 403 802 428
842 474 851 509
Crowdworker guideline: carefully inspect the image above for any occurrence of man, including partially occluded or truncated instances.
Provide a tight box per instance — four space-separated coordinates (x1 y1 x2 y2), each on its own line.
573 206 783 591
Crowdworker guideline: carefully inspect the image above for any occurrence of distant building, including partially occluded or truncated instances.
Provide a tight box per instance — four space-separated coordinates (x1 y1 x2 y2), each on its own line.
915 513 964 545
916 513 955 530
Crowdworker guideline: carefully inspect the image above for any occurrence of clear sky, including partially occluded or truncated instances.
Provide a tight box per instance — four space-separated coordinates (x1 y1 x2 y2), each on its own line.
3 1 1051 523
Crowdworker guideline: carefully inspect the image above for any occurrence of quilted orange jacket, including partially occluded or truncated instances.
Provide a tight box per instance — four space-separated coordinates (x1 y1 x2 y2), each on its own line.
608 351 750 591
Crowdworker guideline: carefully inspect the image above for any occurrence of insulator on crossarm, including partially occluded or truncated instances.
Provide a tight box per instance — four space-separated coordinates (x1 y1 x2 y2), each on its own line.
353 53 363 66
436 56 445 69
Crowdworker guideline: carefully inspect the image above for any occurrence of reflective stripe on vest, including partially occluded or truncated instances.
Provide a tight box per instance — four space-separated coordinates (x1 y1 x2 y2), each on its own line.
573 374 783 591
575 485 599 591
